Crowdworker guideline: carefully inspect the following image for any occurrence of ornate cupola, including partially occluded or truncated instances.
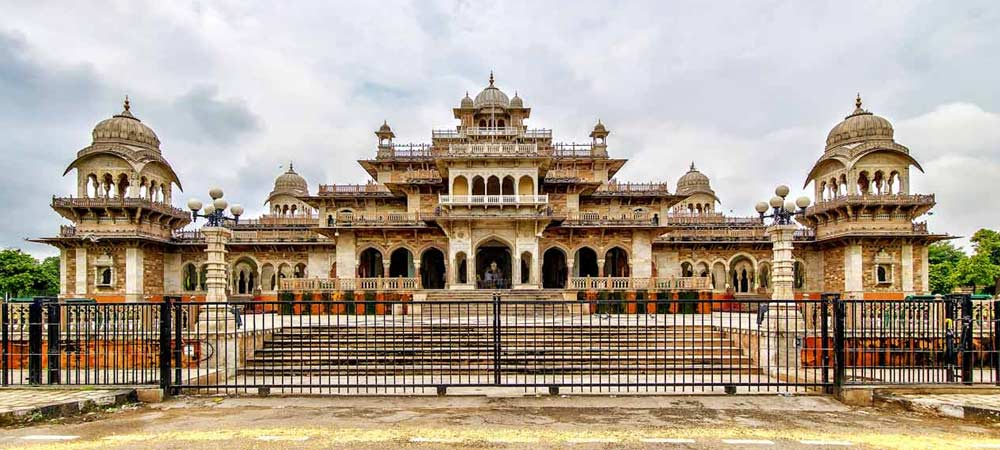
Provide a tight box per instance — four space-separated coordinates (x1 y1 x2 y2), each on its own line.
800 94 934 241
675 162 719 214
266 163 312 216
54 97 190 240
589 119 609 156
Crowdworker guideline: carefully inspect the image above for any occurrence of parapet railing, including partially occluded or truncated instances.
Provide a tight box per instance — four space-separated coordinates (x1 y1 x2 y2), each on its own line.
438 194 549 206
280 277 420 291
568 277 712 291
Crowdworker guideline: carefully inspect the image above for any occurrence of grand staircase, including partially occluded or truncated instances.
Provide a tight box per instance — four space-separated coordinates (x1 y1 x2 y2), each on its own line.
237 316 760 380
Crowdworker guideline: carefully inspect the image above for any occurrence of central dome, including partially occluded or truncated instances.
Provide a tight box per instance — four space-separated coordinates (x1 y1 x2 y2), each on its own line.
91 98 161 150
825 95 894 150
473 73 510 108
676 162 712 194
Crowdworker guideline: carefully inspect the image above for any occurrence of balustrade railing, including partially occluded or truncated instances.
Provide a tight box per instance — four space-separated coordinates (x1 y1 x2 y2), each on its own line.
446 142 538 156
595 181 670 195
552 143 597 157
325 212 424 227
438 194 549 206
568 277 712 291
376 143 433 159
807 194 936 214
563 211 661 226
280 277 420 291
52 196 189 217
317 183 391 195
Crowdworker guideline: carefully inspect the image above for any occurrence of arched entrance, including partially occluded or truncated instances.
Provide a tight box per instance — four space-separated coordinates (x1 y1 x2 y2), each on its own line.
604 247 629 277
389 248 414 278
359 248 384 277
520 251 531 284
729 255 755 293
542 248 568 288
420 248 446 289
574 247 599 277
475 239 511 289
455 252 468 284
232 258 258 295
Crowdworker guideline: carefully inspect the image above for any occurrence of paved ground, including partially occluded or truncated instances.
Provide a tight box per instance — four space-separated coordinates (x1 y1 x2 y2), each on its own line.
879 393 1000 421
2 394 1000 449
0 389 134 426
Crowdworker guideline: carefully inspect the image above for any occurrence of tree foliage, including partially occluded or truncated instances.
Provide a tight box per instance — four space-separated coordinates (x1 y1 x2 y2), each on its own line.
0 249 60 298
928 230 1000 295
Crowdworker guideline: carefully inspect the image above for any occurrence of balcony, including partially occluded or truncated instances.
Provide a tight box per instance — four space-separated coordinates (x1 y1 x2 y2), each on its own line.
375 143 433 159
236 214 319 228
561 212 664 228
663 213 762 226
52 196 190 218
317 183 393 197
321 212 427 228
431 127 553 139
438 194 549 206
552 143 601 158
593 181 671 197
280 277 419 292
568 277 712 291
446 142 538 157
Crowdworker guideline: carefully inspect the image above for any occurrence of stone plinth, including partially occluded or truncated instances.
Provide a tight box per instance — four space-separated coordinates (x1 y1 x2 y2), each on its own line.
766 224 797 300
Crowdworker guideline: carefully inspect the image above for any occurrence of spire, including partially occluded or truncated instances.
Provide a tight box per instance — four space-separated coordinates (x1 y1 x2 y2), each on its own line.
288 161 294 172
690 161 696 171
489 71 494 86
855 92 862 109
124 95 131 112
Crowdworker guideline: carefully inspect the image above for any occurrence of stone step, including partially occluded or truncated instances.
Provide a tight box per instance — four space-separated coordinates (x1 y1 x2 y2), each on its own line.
236 365 763 376
263 338 733 348
252 346 744 356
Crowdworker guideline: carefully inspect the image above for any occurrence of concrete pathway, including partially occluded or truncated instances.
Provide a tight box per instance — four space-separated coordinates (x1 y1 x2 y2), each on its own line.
879 392 1000 421
0 389 134 426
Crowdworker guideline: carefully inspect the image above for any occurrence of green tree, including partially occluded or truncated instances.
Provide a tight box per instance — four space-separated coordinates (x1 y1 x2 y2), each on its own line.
929 241 965 266
0 249 60 298
927 242 965 294
971 229 1000 294
951 253 1000 294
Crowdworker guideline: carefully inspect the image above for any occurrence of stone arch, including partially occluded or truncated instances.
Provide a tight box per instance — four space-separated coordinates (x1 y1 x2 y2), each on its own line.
574 247 600 277
519 251 532 284
694 260 710 278
261 263 276 291
518 175 534 195
604 246 630 277
471 176 485 195
358 248 384 278
420 247 447 289
453 175 469 195
389 247 415 278
680 261 694 277
455 251 468 284
232 257 259 295
486 175 501 195
475 237 512 288
857 170 871 195
729 254 756 294
757 260 772 290
502 175 516 196
542 247 568 288
293 262 307 278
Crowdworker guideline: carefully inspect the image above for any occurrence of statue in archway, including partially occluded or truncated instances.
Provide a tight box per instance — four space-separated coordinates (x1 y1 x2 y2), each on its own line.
484 261 504 288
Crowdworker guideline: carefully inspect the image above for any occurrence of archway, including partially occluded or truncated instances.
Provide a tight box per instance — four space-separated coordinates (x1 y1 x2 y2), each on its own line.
520 251 531 284
518 176 534 195
455 252 468 284
729 255 755 293
681 262 694 277
182 264 199 291
472 177 485 195
475 239 511 289
502 176 515 196
604 247 629 277
389 248 414 278
574 247 599 277
486 176 501 196
232 258 258 295
420 248 446 289
542 248 568 288
453 176 469 195
359 248 384 278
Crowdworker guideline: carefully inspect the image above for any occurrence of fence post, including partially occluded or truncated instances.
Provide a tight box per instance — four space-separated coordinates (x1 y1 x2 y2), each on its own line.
820 293 839 393
44 297 61 385
960 294 974 385
833 298 846 389
492 291 501 386
1 301 8 386
172 296 183 392
994 298 1000 386
28 298 43 385
159 296 173 394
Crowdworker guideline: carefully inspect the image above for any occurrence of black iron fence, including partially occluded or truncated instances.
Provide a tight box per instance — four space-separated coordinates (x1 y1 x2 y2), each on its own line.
1 294 996 394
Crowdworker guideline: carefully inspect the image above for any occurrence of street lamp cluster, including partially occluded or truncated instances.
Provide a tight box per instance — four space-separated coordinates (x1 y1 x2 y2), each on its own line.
187 187 243 227
755 185 810 225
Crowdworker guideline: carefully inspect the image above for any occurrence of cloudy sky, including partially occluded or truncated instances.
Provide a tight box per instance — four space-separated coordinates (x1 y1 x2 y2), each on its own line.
2 1 998 257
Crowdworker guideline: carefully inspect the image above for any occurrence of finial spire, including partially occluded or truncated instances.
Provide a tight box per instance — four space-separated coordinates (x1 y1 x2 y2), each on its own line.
855 92 862 109
489 71 494 86
123 95 130 112
288 161 294 171
690 161 696 171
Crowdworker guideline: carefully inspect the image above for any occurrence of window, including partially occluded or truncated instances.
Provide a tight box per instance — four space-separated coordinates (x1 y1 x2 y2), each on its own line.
96 266 113 287
875 264 892 285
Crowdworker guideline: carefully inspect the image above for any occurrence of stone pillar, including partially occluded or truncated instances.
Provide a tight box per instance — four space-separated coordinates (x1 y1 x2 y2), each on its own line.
413 261 422 288
920 245 930 294
767 224 797 300
467 253 476 288
566 259 575 288
201 227 232 303
382 261 390 278
75 247 88 296
598 261 606 277
124 247 144 303
844 242 863 299
512 253 521 286
901 244 914 296
630 231 653 278
59 248 68 296
335 230 356 280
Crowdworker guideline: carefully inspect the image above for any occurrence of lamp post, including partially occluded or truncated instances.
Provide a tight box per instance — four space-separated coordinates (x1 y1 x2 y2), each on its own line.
755 185 810 301
187 188 243 304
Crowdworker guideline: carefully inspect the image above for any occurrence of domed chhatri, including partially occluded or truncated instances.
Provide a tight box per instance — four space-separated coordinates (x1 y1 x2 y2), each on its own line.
825 94 894 150
91 96 161 151
677 162 710 191
460 92 474 108
473 72 510 108
273 163 308 194
509 91 524 108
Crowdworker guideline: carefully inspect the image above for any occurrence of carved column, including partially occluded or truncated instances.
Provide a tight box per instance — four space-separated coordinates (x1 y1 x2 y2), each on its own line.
202 227 232 303
767 224 797 300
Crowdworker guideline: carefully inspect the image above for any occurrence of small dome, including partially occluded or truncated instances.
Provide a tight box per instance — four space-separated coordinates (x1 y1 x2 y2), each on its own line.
272 163 308 195
509 92 523 108
91 97 160 150
473 72 510 108
676 162 717 200
460 92 474 108
593 120 607 133
378 121 392 134
825 94 894 150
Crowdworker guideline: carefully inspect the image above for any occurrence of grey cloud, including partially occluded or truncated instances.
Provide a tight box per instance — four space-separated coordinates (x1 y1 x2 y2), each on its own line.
156 85 261 145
